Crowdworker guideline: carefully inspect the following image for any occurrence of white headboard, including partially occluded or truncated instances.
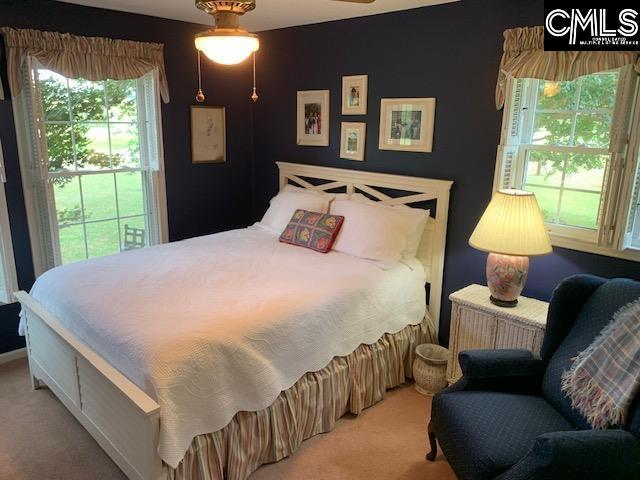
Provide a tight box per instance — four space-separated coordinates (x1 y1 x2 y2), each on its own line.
276 162 453 333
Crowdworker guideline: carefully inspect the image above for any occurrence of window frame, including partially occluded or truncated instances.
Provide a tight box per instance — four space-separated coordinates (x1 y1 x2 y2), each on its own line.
12 58 168 274
0 137 19 304
494 67 640 262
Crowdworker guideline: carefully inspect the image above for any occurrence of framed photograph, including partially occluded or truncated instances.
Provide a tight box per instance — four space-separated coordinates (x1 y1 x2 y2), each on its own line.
190 105 226 163
340 122 366 161
342 75 368 115
297 90 330 146
378 98 436 153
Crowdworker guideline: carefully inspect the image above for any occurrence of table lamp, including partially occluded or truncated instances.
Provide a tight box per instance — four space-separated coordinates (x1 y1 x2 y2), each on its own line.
469 189 552 307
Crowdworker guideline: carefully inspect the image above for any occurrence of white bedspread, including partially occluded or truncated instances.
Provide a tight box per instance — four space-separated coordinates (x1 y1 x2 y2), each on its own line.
21 225 427 467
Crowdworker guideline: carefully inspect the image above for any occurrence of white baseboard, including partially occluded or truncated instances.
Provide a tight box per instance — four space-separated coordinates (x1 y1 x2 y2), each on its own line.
0 347 27 365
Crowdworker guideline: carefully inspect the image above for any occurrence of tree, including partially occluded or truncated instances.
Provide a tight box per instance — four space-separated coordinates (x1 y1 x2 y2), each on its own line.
39 75 137 174
532 74 617 177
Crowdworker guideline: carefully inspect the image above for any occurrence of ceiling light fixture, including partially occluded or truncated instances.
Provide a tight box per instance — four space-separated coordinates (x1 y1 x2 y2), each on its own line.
194 0 260 103
194 1 259 65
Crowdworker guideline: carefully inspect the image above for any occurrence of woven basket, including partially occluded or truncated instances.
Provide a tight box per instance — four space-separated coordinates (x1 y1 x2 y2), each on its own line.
413 344 449 396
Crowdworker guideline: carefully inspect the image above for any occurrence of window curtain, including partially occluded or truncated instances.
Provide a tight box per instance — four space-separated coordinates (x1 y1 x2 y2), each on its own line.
495 26 638 109
0 27 170 103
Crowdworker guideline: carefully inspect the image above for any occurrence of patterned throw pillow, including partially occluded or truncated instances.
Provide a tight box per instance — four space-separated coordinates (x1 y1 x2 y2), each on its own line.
279 209 345 253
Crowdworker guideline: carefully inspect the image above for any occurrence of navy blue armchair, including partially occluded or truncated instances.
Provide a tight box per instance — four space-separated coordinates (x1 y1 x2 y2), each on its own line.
427 275 640 480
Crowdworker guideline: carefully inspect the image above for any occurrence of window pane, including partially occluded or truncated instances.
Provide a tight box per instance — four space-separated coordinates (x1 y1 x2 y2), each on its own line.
120 216 147 251
525 151 564 188
81 174 117 221
86 220 120 258
578 73 619 110
110 123 140 168
69 78 107 122
116 172 145 217
37 70 70 121
559 154 606 229
58 224 86 264
76 124 111 170
54 177 83 227
107 79 138 122
536 80 577 110
574 113 612 148
531 113 573 146
45 124 74 172
524 151 565 223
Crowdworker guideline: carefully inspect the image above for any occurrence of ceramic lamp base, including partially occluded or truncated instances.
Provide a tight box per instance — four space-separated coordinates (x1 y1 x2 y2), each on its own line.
486 253 529 308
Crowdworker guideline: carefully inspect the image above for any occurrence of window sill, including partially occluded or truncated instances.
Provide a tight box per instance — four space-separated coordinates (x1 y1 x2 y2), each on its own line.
549 233 640 262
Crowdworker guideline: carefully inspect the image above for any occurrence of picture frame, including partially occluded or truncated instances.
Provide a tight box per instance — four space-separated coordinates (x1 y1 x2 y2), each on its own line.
342 75 368 115
378 98 436 153
297 90 330 146
190 105 226 163
340 122 366 161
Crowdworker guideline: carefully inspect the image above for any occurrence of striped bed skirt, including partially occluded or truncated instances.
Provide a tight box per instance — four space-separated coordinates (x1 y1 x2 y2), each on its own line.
168 317 436 480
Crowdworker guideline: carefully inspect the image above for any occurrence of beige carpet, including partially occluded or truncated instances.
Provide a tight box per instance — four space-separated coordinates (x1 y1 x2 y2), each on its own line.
0 358 456 480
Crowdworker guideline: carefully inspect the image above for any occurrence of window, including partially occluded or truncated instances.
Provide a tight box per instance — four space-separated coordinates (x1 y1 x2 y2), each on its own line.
14 61 167 273
495 66 640 260
0 137 19 303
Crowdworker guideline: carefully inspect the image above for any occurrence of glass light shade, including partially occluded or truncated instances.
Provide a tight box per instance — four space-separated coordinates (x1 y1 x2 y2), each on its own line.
469 189 552 257
195 32 259 65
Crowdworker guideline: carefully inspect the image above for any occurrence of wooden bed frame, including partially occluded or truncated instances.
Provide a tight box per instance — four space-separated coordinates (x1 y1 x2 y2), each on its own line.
15 162 453 480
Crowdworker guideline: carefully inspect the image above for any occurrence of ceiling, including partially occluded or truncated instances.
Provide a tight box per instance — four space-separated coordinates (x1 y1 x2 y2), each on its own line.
55 0 459 32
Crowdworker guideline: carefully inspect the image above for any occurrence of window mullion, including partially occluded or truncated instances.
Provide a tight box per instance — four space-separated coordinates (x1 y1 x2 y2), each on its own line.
555 154 569 224
569 78 582 147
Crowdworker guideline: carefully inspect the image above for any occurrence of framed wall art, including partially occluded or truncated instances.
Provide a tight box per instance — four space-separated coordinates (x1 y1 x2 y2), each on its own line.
378 98 436 153
342 75 368 115
340 122 366 161
297 90 330 146
190 105 226 163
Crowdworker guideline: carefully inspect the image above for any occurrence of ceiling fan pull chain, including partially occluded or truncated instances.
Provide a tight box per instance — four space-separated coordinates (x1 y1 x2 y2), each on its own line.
251 51 259 103
195 50 205 103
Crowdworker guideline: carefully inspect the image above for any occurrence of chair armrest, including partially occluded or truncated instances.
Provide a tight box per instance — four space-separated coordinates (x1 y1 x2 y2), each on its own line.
442 349 546 394
497 430 640 480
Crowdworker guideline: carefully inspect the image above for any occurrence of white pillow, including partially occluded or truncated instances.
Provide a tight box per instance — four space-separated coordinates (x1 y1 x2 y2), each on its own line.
330 199 427 266
260 188 332 233
339 195 429 259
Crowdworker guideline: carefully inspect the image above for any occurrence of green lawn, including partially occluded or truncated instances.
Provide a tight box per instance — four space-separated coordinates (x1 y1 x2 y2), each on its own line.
54 172 147 264
525 173 601 229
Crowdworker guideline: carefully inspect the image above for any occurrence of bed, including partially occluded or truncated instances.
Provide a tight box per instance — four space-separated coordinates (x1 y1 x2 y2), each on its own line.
16 162 453 480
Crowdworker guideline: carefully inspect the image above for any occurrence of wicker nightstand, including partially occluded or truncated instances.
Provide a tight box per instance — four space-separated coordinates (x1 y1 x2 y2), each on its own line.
447 284 549 384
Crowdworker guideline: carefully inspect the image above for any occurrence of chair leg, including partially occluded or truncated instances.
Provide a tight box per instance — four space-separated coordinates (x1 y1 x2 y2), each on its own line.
426 420 437 461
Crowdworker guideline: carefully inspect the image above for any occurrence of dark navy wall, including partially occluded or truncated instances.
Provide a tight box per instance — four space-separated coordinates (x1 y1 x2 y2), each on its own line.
251 0 640 345
0 0 254 353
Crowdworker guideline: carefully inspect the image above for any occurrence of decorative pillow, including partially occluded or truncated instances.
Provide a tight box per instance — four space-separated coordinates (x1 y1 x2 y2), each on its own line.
279 210 344 253
260 189 332 234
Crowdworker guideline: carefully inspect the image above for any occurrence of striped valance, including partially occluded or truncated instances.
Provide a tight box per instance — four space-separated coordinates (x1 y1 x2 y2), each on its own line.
0 27 170 103
495 26 639 109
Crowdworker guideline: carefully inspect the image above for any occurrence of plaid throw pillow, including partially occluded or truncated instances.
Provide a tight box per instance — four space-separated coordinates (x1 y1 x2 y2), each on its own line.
279 209 344 253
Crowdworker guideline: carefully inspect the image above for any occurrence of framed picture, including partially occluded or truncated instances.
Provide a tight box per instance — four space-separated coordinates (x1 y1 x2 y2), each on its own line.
190 105 226 163
378 98 436 153
297 90 330 146
340 122 366 161
342 75 368 115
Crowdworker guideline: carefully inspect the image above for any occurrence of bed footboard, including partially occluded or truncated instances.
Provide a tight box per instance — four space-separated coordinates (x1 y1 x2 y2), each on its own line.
15 291 165 480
